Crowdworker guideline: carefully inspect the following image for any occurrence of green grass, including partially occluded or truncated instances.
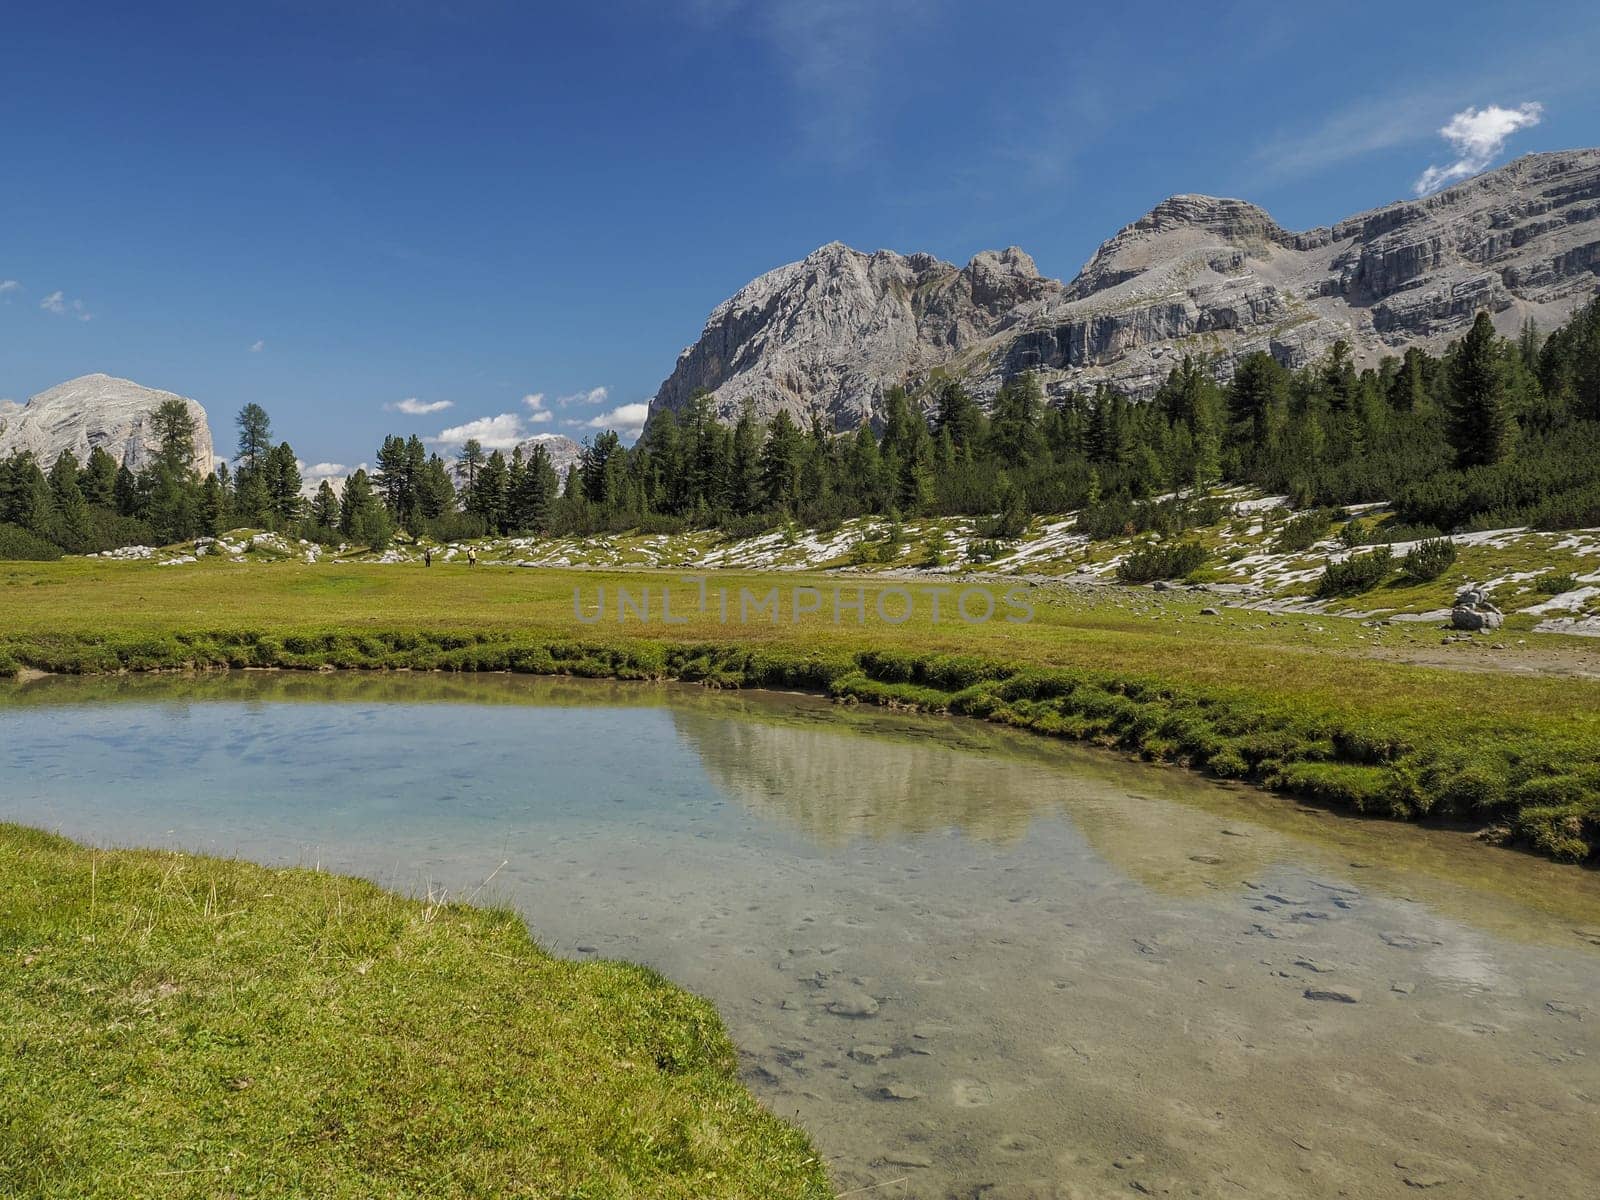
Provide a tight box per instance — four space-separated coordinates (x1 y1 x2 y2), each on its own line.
2 558 1598 862
0 824 830 1199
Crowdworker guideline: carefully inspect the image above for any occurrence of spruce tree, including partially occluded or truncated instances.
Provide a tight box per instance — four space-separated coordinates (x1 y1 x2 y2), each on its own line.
1447 311 1516 467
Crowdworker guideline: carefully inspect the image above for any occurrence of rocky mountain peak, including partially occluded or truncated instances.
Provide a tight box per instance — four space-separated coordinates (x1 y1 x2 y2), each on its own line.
0 373 216 476
1136 194 1285 240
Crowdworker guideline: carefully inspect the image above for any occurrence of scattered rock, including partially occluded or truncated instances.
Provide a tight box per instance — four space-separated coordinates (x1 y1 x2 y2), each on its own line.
850 1044 894 1063
1304 986 1362 1003
1293 958 1334 974
827 989 881 1018
873 1082 923 1101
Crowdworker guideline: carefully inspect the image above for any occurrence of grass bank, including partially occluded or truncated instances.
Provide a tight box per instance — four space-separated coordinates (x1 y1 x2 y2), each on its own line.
2 559 1598 862
0 823 831 1199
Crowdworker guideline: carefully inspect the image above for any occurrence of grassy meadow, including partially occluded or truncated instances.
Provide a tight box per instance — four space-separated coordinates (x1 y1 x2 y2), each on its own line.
3 556 1599 861
0 823 831 1199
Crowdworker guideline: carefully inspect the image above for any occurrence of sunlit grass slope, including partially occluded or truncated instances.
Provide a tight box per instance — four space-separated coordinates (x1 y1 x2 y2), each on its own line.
0 824 831 1199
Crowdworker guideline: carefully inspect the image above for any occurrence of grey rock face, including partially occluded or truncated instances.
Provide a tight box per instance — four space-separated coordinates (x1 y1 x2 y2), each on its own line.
651 242 1063 430
650 150 1600 427
0 373 215 476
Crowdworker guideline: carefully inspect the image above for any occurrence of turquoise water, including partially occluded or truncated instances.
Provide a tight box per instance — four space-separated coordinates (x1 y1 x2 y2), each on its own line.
4 672 1599 1198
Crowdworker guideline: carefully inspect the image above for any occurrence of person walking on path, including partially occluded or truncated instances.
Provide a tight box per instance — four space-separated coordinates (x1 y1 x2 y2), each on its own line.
467 547 478 567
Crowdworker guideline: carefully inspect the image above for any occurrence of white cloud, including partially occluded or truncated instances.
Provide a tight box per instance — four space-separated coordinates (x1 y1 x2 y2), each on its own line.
40 290 92 321
1414 102 1543 196
430 412 528 451
0 280 20 298
584 402 650 439
557 385 609 408
298 460 363 498
387 397 455 415
249 339 265 353
523 392 554 423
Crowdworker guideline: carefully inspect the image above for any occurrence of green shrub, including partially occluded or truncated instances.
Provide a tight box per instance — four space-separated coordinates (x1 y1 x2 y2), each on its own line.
1115 541 1208 584
1273 509 1336 553
1534 572 1578 594
1315 547 1393 597
1400 537 1456 582
0 523 62 561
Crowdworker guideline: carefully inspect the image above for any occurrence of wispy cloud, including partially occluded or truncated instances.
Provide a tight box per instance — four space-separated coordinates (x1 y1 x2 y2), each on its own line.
0 280 20 299
430 413 528 452
1413 102 1543 196
556 385 609 408
387 397 455 416
249 339 265 353
684 0 941 165
41 290 93 321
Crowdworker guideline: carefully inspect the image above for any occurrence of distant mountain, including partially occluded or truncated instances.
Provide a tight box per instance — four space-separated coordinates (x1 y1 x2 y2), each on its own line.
0 373 216 476
649 149 1600 429
516 433 583 480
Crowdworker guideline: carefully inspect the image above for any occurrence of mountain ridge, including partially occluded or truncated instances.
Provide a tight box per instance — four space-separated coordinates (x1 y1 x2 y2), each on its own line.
649 148 1600 429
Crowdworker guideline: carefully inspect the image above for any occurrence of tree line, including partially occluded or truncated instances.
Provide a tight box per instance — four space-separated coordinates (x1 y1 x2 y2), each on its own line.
3 297 1598 559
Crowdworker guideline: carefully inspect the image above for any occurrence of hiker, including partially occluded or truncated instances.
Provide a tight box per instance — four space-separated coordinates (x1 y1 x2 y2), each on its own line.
467 547 477 567
423 548 432 568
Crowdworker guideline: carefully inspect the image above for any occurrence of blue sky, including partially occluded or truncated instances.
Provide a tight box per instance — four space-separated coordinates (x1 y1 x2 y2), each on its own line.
4 0 1597 479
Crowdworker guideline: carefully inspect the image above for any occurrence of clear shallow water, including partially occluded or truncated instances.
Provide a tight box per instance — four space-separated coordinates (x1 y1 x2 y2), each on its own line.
3 673 1599 1199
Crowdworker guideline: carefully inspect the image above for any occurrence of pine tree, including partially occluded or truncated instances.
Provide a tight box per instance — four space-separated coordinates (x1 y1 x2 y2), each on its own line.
113 464 140 518
339 468 391 548
455 439 485 496
151 399 198 476
235 403 273 472
728 411 762 515
0 452 55 535
469 450 510 533
417 454 456 522
79 446 120 508
1447 311 1516 467
199 473 228 536
847 423 883 512
309 480 340 534
989 372 1044 465
759 411 804 512
513 442 559 532
264 443 303 526
932 378 984 454
48 450 92 552
374 435 414 523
